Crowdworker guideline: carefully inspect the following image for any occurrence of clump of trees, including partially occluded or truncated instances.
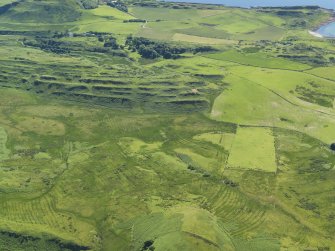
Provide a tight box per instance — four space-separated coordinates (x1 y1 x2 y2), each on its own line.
126 36 216 59
24 39 70 54
123 19 146 23
278 54 327 66
78 0 99 9
107 0 128 12
103 37 120 49
193 46 217 54
289 19 307 28
23 33 126 56
222 178 239 188
275 10 304 17
126 36 186 59
298 198 319 212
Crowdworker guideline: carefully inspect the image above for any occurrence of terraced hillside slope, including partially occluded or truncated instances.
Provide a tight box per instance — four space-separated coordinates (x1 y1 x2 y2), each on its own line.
0 0 334 250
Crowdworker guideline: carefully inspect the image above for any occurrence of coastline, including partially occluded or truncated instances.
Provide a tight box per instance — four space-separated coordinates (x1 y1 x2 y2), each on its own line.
308 30 323 38
313 16 335 30
311 14 335 38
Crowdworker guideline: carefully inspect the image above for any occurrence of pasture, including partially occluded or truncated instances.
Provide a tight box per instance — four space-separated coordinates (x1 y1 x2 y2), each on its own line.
172 33 236 45
206 50 311 70
0 127 9 160
307 66 335 81
228 127 277 172
129 5 291 42
88 5 133 20
0 1 334 250
211 67 335 144
193 132 235 151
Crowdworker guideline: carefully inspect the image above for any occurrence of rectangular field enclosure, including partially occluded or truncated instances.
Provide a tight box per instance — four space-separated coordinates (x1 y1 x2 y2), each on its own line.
228 127 277 172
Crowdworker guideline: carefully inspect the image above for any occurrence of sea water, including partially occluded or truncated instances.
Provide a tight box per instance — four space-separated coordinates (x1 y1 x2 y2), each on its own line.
317 22 335 38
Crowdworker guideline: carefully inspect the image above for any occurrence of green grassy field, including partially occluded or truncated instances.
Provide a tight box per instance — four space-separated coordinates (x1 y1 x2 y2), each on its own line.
206 50 311 70
0 0 17 6
172 33 237 45
228 127 277 172
0 0 334 250
307 66 335 81
0 127 9 160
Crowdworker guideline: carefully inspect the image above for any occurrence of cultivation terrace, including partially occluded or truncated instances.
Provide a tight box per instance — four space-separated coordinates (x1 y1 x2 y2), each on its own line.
0 0 334 250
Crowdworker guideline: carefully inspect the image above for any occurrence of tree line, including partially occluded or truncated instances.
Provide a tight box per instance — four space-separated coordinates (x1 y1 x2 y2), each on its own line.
125 36 216 59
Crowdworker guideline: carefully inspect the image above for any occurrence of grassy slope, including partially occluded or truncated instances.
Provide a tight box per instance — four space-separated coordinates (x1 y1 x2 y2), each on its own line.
130 6 287 41
0 0 82 23
0 0 17 6
307 66 335 81
0 1 334 251
211 72 335 144
206 50 311 70
0 127 9 160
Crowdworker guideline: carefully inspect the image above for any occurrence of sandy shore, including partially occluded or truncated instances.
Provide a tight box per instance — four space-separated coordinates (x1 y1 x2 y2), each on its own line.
308 30 324 38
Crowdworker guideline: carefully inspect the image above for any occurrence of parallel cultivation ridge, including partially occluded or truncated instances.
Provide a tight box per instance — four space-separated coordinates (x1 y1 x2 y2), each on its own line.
0 0 334 250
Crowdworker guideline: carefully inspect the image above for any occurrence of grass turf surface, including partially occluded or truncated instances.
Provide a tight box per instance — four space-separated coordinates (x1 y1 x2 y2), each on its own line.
228 127 277 172
0 1 334 250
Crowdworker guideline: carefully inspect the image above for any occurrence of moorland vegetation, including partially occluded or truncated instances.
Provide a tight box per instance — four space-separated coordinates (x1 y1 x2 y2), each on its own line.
0 0 334 250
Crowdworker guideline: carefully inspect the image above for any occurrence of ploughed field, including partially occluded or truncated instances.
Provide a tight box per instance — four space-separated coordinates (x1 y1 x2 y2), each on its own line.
0 0 334 250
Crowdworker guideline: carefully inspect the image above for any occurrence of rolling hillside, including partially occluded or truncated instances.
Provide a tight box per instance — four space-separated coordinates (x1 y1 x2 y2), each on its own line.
0 0 334 250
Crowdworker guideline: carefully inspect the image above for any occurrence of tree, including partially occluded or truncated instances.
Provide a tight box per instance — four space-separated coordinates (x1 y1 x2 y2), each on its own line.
107 0 128 13
138 45 159 59
104 37 119 49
